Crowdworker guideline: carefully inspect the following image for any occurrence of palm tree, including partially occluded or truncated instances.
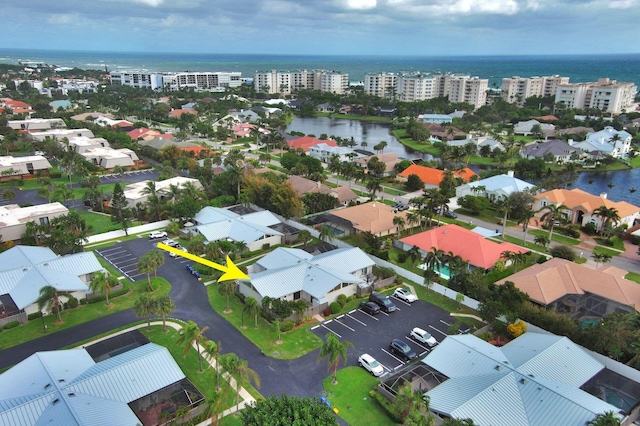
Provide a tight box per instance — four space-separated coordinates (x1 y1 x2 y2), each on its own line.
203 339 222 390
592 206 621 240
393 216 405 238
424 247 445 277
319 224 334 242
297 229 312 247
317 333 353 384
518 209 537 245
540 203 564 242
149 250 165 279
407 246 422 266
153 294 175 332
393 381 433 424
36 285 68 322
88 271 118 305
177 320 210 372
587 411 621 426
534 234 550 248
137 252 156 291
244 296 260 328
218 280 236 312
592 252 613 269
366 178 383 200
133 293 156 331
494 195 512 239
221 353 261 406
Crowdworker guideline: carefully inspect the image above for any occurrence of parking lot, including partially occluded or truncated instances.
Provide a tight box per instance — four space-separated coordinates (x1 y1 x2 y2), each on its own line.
311 293 470 377
94 236 198 283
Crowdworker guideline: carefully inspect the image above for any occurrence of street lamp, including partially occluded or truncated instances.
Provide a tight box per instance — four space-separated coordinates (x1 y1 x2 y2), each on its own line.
41 314 47 333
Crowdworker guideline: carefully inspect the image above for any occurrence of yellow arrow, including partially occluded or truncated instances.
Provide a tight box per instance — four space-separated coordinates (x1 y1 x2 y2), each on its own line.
156 242 250 282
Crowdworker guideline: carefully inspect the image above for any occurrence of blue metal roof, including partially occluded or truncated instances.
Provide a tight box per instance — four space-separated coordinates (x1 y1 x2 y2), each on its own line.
422 333 622 426
0 343 185 426
0 246 57 272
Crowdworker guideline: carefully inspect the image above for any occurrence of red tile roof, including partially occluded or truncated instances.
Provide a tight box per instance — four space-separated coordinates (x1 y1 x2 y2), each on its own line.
398 164 476 186
179 146 210 155
400 224 528 269
287 136 337 152
170 109 198 118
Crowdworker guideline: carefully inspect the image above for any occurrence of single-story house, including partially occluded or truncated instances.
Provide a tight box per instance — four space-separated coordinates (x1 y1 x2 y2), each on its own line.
287 136 338 152
398 224 528 275
0 245 104 318
455 171 536 201
308 143 358 163
497 258 640 319
230 122 269 138
28 128 95 142
423 123 466 141
7 118 66 132
251 105 282 117
122 177 203 208
0 339 203 426
559 126 595 136
239 246 374 306
514 119 556 137
0 203 68 241
169 109 198 119
191 207 283 251
570 126 632 158
230 109 261 123
127 127 165 141
322 201 409 237
533 188 640 229
0 155 51 176
81 147 139 169
287 175 358 205
420 114 453 124
137 138 197 151
354 152 403 176
398 164 477 188
316 102 335 113
447 136 505 152
520 139 582 163
410 332 626 426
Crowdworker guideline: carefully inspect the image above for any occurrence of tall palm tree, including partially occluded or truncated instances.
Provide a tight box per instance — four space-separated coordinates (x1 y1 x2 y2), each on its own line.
407 246 422 266
149 250 165 279
518 209 537 245
366 178 383 200
221 353 261 405
177 320 210 372
203 339 222 390
393 216 405 238
297 229 312 247
319 225 334 242
153 294 175 332
244 296 260 328
494 195 512 239
133 293 156 331
540 203 564 243
88 271 118 305
424 247 445 277
592 205 620 240
393 381 433 424
36 285 68 322
218 280 236 312
317 333 354 384
137 252 157 291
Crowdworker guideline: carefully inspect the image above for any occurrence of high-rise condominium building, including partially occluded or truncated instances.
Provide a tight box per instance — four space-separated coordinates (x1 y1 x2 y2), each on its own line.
555 78 637 114
109 71 242 91
364 72 488 108
501 75 570 105
254 70 349 95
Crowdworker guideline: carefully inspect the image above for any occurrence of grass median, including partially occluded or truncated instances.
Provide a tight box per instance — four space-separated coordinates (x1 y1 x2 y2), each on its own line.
206 286 323 359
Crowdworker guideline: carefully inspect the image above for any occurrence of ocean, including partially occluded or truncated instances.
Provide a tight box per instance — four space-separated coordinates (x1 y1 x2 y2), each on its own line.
0 48 639 87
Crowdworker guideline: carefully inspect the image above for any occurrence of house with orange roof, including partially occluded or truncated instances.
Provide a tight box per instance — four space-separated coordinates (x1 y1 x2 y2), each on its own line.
169 109 198 118
231 122 269 138
320 201 409 236
0 98 34 116
126 127 170 141
496 258 640 320
398 164 477 188
533 188 640 229
398 224 528 273
180 145 211 157
287 175 358 206
287 136 337 152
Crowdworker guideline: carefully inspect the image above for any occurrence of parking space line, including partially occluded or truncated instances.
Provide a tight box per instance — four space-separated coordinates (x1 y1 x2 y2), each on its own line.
108 253 134 261
406 336 429 351
357 309 379 321
346 313 366 326
118 261 139 268
391 296 411 307
95 250 135 282
98 247 123 254
320 324 341 338
380 348 405 366
440 319 451 326
332 318 355 332
311 325 320 330
429 325 448 337
378 311 389 317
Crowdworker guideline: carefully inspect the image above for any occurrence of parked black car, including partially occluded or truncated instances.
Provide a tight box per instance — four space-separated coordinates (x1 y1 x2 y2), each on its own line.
369 291 397 313
359 301 381 315
390 339 417 361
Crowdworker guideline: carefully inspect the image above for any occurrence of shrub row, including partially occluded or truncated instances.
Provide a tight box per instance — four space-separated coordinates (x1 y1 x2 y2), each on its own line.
280 319 295 332
87 285 129 304
368 390 403 424
28 311 43 320
3 321 20 330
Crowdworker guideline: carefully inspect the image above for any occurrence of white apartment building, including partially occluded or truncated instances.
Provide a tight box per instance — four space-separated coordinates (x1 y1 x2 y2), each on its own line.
502 75 570 105
109 71 242 91
254 70 349 95
364 72 488 108
555 78 637 114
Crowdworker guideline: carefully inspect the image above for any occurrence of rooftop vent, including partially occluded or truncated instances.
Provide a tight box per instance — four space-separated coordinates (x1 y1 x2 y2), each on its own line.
520 378 526 384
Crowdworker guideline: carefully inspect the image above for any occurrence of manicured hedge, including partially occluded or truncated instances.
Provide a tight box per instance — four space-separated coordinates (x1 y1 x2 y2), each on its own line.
3 321 20 330
368 390 403 423
87 285 129 304
28 311 43 320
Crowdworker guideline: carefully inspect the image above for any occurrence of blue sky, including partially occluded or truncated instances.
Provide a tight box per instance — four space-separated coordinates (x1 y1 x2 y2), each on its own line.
1 0 638 55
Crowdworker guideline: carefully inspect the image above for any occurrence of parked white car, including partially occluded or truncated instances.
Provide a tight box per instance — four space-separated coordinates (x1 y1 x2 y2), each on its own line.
161 239 179 247
148 231 167 239
393 288 418 303
169 246 188 258
358 353 385 377
410 327 438 347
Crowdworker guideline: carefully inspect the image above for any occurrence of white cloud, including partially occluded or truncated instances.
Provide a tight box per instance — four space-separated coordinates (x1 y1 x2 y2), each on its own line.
386 0 521 15
132 0 164 6
337 0 377 10
609 0 638 8
46 13 78 25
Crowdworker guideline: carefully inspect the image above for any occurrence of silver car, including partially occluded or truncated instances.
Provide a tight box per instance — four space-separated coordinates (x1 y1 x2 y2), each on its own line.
410 327 438 347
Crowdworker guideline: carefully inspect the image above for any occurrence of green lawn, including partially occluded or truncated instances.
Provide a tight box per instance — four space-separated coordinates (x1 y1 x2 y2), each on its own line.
73 208 142 235
206 286 323 359
592 246 620 257
322 367 394 426
0 278 170 350
530 229 580 246
626 272 640 283
316 112 392 123
594 236 625 251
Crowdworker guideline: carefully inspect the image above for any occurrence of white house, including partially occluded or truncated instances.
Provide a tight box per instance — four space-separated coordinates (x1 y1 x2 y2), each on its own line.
239 247 374 306
7 118 66 132
455 171 536 200
0 155 52 176
0 203 69 241
121 177 203 208
309 143 358 163
29 128 95 142
514 119 555 136
570 126 632 158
